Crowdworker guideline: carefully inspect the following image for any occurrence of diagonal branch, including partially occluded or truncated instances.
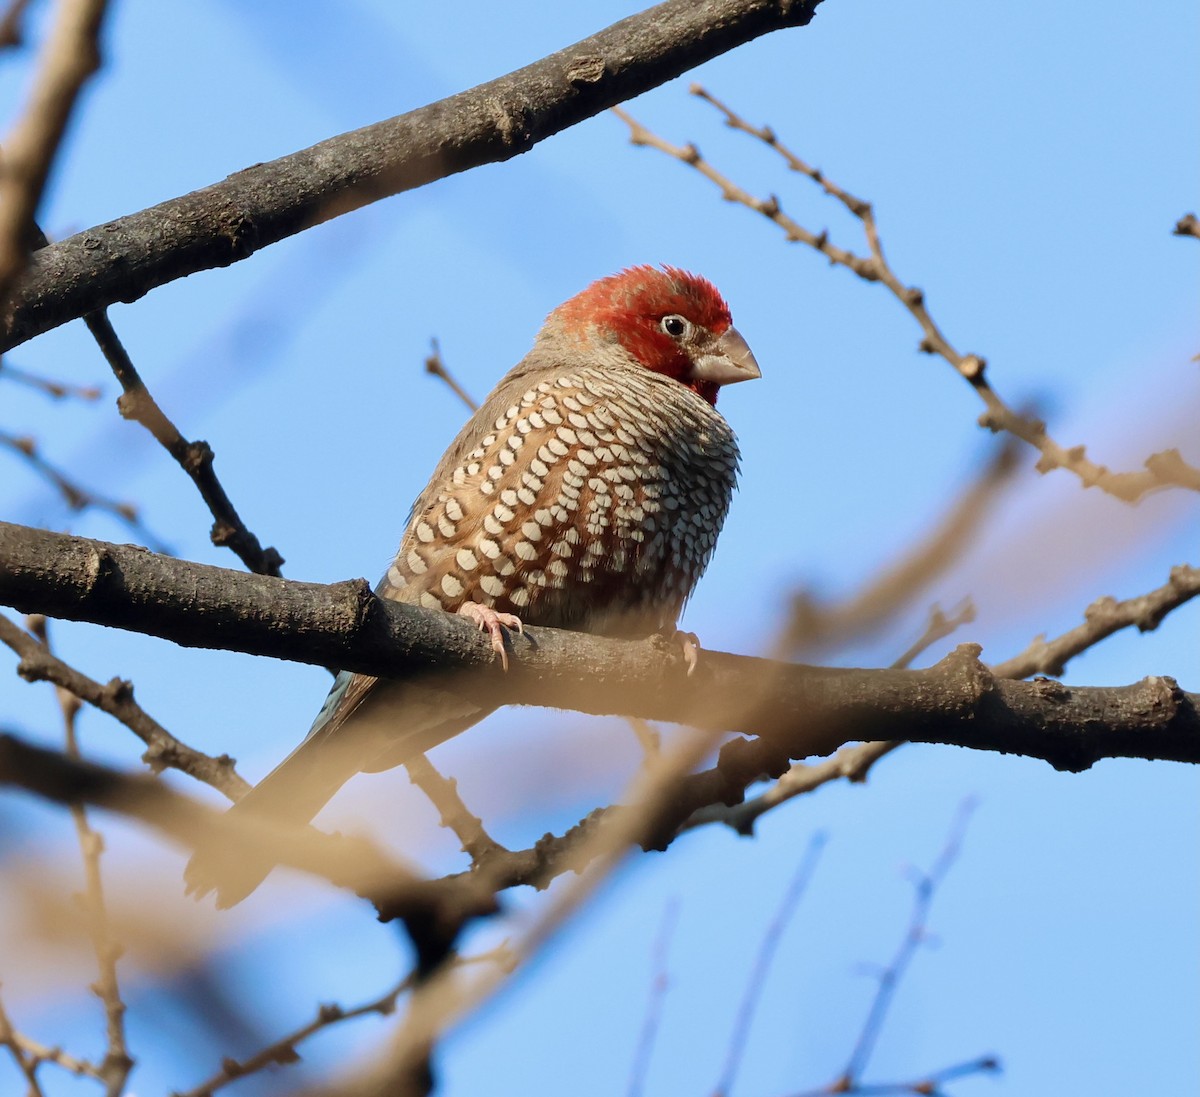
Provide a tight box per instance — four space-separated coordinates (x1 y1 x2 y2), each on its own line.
614 93 1200 502
0 0 825 352
0 0 110 303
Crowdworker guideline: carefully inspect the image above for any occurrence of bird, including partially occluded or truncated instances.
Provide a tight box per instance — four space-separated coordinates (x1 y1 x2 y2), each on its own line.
185 265 761 906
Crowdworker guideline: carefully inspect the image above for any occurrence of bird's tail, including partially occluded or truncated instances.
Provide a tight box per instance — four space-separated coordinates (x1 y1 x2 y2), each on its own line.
184 674 485 907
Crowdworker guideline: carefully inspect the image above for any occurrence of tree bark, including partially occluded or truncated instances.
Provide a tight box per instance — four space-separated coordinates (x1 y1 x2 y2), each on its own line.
0 0 824 352
2 522 1196 772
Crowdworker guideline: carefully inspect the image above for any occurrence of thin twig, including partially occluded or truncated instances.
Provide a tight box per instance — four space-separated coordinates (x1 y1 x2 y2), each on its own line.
85 306 284 576
0 992 49 1097
614 93 1200 502
174 975 414 1097
690 601 976 837
992 563 1200 679
714 832 826 1097
405 754 506 863
423 338 478 412
0 0 110 302
626 899 679 1097
8 1027 101 1083
27 615 132 1096
0 429 170 551
840 800 976 1086
0 358 101 400
0 612 250 798
172 944 515 1097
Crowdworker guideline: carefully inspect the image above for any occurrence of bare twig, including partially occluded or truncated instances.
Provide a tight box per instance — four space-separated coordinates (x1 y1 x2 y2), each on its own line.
26 615 132 1096
838 801 980 1089
714 832 826 1096
614 93 1200 502
173 944 514 1097
5 1025 101 1084
0 429 170 550
627 899 679 1097
0 358 101 400
690 601 976 837
373 713 743 1091
175 975 414 1097
0 612 250 798
0 0 110 302
405 754 506 863
82 303 284 577
423 339 478 412
992 563 1200 680
0 992 49 1097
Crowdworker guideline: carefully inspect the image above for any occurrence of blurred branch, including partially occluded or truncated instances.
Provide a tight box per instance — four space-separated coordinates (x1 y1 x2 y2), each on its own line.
0 0 34 49
0 731 495 955
780 441 1016 656
0 357 101 400
423 338 478 412
2 525 1197 773
0 0 110 304
1173 212 1199 240
0 429 169 550
842 802 977 1087
26 615 133 1097
0 997 101 1086
691 601 976 836
0 0 825 352
614 91 1200 502
0 993 49 1097
714 833 826 1097
626 899 679 1097
0 611 250 798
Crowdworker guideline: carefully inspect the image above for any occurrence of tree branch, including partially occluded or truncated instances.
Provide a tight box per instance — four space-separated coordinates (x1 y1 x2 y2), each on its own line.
0 0 110 304
1 523 1197 771
0 0 824 352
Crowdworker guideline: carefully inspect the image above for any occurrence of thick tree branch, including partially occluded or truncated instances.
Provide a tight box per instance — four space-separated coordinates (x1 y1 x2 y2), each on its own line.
1 523 1196 771
0 0 823 352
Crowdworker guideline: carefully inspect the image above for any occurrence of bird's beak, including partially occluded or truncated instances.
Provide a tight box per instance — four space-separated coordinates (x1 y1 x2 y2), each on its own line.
691 326 762 386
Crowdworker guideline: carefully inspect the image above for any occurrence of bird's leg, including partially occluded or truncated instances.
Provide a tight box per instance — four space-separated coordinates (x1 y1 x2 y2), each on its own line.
458 602 524 671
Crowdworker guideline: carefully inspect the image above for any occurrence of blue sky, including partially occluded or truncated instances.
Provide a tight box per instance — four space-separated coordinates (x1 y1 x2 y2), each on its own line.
1 2 1197 1095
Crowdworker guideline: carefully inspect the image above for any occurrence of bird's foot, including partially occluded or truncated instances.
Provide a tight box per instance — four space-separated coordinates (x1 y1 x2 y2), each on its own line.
651 629 702 675
458 602 524 671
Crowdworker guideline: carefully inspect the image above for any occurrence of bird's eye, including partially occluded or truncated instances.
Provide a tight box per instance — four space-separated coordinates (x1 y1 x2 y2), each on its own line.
660 314 690 339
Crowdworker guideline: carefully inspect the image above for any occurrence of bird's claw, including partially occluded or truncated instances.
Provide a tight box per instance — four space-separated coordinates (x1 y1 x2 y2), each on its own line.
458 602 524 671
677 630 701 677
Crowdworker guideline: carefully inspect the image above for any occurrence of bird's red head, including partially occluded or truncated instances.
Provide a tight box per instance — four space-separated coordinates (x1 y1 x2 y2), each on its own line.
552 266 761 405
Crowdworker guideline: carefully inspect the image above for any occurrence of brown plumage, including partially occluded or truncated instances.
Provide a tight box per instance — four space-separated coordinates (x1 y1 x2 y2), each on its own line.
186 266 761 905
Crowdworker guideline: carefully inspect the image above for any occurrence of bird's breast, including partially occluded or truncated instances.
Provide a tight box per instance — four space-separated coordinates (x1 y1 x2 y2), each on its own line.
382 366 740 637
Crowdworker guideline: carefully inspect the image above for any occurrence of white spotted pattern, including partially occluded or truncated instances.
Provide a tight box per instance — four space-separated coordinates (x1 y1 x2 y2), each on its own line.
377 361 741 638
